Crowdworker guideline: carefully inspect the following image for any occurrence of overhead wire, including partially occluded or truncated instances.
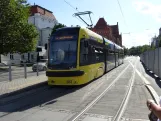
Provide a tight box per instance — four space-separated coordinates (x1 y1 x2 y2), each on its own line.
64 0 84 25
116 0 136 42
116 0 128 29
64 0 93 27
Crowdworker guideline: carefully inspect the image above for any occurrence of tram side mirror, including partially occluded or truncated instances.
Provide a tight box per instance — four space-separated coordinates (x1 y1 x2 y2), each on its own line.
45 43 47 50
84 40 89 48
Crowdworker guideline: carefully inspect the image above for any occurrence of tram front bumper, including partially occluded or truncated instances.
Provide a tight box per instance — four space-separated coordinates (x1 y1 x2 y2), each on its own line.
46 70 86 85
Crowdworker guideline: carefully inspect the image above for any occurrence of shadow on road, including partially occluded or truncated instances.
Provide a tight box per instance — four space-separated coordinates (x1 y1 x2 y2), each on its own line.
141 61 161 88
0 79 96 115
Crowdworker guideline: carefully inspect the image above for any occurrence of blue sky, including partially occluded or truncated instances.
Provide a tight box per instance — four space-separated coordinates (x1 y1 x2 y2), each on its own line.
28 0 161 48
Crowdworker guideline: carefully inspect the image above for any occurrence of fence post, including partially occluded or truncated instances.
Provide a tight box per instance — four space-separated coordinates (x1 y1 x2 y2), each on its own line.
36 52 39 76
9 64 12 81
36 62 39 76
24 63 27 79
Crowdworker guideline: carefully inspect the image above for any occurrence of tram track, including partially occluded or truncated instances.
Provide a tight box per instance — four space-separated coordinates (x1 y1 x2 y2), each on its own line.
0 61 130 119
112 61 136 121
67 58 137 121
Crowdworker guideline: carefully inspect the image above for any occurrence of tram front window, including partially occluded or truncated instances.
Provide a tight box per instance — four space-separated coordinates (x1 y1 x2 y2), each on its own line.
49 39 77 69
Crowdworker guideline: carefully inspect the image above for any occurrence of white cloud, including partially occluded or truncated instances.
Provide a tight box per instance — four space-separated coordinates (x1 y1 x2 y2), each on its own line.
122 29 158 48
134 1 161 22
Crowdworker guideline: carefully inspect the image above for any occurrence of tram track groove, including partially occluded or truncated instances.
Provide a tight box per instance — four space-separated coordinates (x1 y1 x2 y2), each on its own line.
67 63 131 121
112 60 136 121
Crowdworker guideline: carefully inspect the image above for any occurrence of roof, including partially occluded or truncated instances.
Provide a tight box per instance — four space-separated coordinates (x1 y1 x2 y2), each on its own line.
95 18 108 27
31 5 53 13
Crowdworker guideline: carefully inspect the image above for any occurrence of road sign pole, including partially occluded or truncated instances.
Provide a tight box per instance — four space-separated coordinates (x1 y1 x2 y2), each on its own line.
9 64 12 81
37 52 39 76
24 63 27 79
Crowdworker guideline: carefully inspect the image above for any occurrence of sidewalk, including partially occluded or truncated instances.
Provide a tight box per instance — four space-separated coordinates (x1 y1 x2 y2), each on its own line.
0 75 47 98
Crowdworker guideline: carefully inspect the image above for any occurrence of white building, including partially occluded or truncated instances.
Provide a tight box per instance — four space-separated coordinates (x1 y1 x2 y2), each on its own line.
38 27 53 46
1 5 58 65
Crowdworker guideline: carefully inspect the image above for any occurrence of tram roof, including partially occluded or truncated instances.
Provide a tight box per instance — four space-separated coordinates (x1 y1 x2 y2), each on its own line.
56 27 123 49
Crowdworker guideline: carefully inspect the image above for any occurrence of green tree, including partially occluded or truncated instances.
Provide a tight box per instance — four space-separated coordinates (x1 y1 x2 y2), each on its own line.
141 45 151 53
128 44 155 55
51 23 66 35
0 0 38 55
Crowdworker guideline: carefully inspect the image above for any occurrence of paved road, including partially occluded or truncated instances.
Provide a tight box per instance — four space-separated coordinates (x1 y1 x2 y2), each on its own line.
0 56 158 121
0 66 45 82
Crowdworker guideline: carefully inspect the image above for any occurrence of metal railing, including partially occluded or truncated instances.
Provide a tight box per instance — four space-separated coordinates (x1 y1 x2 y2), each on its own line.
0 62 46 82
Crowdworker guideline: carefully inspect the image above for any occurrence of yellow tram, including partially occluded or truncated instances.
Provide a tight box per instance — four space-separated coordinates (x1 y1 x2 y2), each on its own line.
46 27 124 85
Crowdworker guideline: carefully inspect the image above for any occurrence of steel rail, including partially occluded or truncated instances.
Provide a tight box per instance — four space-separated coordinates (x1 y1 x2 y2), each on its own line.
112 60 136 121
68 63 131 121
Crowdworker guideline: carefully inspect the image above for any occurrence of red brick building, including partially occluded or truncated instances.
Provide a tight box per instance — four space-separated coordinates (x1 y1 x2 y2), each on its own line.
90 18 122 46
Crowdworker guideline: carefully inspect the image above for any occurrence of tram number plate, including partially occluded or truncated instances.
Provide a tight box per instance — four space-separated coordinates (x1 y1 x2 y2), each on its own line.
67 80 72 84
66 80 77 84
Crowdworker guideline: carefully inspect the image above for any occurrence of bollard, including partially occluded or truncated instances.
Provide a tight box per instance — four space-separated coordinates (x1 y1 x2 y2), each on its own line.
36 62 39 76
9 64 12 81
24 63 27 79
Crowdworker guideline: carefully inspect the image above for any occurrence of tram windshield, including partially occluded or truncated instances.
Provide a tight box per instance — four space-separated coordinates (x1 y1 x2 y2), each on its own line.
48 29 79 69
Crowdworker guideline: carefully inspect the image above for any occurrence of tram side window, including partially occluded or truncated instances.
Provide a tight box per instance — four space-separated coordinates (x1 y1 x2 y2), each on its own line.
80 40 89 66
108 50 115 63
80 39 104 66
95 48 104 63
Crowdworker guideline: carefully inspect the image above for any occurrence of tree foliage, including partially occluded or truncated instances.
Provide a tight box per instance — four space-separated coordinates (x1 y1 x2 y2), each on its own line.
51 23 66 35
0 0 38 55
124 45 155 56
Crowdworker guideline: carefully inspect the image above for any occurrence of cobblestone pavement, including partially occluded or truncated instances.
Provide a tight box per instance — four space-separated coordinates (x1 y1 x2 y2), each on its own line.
0 75 47 97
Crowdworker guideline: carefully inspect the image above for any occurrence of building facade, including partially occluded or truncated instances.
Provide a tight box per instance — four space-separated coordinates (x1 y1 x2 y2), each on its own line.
151 28 161 48
29 5 58 46
151 36 159 48
1 5 58 65
90 18 122 46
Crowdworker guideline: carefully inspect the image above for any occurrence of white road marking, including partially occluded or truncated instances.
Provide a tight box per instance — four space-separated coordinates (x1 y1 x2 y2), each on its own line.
129 61 150 85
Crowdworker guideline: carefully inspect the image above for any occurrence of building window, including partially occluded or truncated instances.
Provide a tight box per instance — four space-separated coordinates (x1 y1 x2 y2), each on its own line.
10 54 14 60
21 55 25 60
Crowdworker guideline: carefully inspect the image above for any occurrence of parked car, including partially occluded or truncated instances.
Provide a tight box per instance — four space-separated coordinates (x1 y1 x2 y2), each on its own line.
32 59 48 72
0 63 7 67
